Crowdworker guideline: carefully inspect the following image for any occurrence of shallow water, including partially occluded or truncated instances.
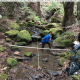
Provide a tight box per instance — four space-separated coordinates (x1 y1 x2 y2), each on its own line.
14 42 60 80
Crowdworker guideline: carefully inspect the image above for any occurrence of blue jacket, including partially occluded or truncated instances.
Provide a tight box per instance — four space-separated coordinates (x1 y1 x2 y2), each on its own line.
42 34 50 43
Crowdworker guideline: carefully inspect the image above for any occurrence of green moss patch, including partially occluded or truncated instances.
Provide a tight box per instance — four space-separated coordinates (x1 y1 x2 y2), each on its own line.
10 47 20 51
17 30 31 42
0 74 7 80
45 23 59 29
5 30 19 37
16 42 27 46
7 21 20 30
6 38 11 42
71 75 79 80
7 58 18 67
59 58 66 66
49 27 63 38
0 46 6 53
41 30 49 36
24 52 32 57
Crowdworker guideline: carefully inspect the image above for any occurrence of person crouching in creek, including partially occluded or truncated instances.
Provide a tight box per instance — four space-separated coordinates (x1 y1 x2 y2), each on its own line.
41 32 52 50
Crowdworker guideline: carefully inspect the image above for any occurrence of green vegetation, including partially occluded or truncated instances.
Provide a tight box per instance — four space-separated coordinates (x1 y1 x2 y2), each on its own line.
6 38 11 42
71 75 79 80
24 52 32 57
17 30 31 42
7 22 20 30
0 74 7 80
0 46 6 53
5 30 19 37
41 30 49 36
7 58 18 67
16 42 27 46
59 58 66 66
0 15 2 19
10 46 20 51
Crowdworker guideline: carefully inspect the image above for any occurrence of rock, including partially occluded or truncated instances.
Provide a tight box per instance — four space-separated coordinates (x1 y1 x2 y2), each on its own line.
49 27 63 38
41 30 49 36
24 52 32 57
6 21 20 30
6 38 11 42
14 51 21 56
3 67 7 70
42 58 48 62
10 46 20 51
53 53 60 56
57 71 62 76
5 30 19 37
45 23 59 29
15 57 31 61
17 30 32 42
15 42 27 46
46 70 58 76
7 58 18 67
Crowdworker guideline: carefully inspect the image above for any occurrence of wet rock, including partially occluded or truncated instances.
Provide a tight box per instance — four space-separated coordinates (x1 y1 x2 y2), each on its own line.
55 59 60 63
33 53 40 56
15 57 31 61
25 66 31 69
14 51 21 56
57 71 62 76
46 70 58 76
53 53 60 56
42 58 48 62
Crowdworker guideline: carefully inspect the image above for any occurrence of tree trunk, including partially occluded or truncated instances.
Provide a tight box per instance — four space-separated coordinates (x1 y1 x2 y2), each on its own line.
77 2 80 20
62 2 74 27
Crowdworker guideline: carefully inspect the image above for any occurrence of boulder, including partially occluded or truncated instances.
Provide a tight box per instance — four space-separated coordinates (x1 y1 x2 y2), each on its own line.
45 23 59 29
24 52 32 57
5 30 19 37
6 21 20 30
41 30 49 36
49 27 63 38
54 35 73 47
7 58 18 67
17 30 32 42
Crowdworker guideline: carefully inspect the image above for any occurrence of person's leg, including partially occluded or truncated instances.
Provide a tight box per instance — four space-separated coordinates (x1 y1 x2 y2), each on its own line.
46 42 51 48
42 42 45 48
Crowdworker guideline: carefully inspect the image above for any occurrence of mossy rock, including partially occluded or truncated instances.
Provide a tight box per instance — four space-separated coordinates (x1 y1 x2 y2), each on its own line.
49 27 63 38
24 52 32 57
59 58 66 67
7 58 18 67
17 30 32 42
16 42 27 46
6 21 20 30
50 15 62 23
6 38 11 42
0 27 8 33
0 46 6 53
71 75 79 80
10 47 20 51
54 35 74 48
45 23 59 29
5 30 19 37
0 74 7 80
41 30 49 36
59 53 66 57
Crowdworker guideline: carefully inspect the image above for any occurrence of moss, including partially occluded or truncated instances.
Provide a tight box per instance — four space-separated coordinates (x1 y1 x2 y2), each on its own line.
0 74 7 80
59 53 66 57
54 35 73 47
10 47 20 51
71 75 79 80
59 58 66 66
16 42 27 46
45 23 59 29
49 27 63 38
6 38 11 42
0 27 8 32
7 58 18 67
17 30 32 42
41 30 49 36
0 46 6 53
24 52 32 57
5 30 19 37
65 52 74 59
57 56 61 59
7 21 20 30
